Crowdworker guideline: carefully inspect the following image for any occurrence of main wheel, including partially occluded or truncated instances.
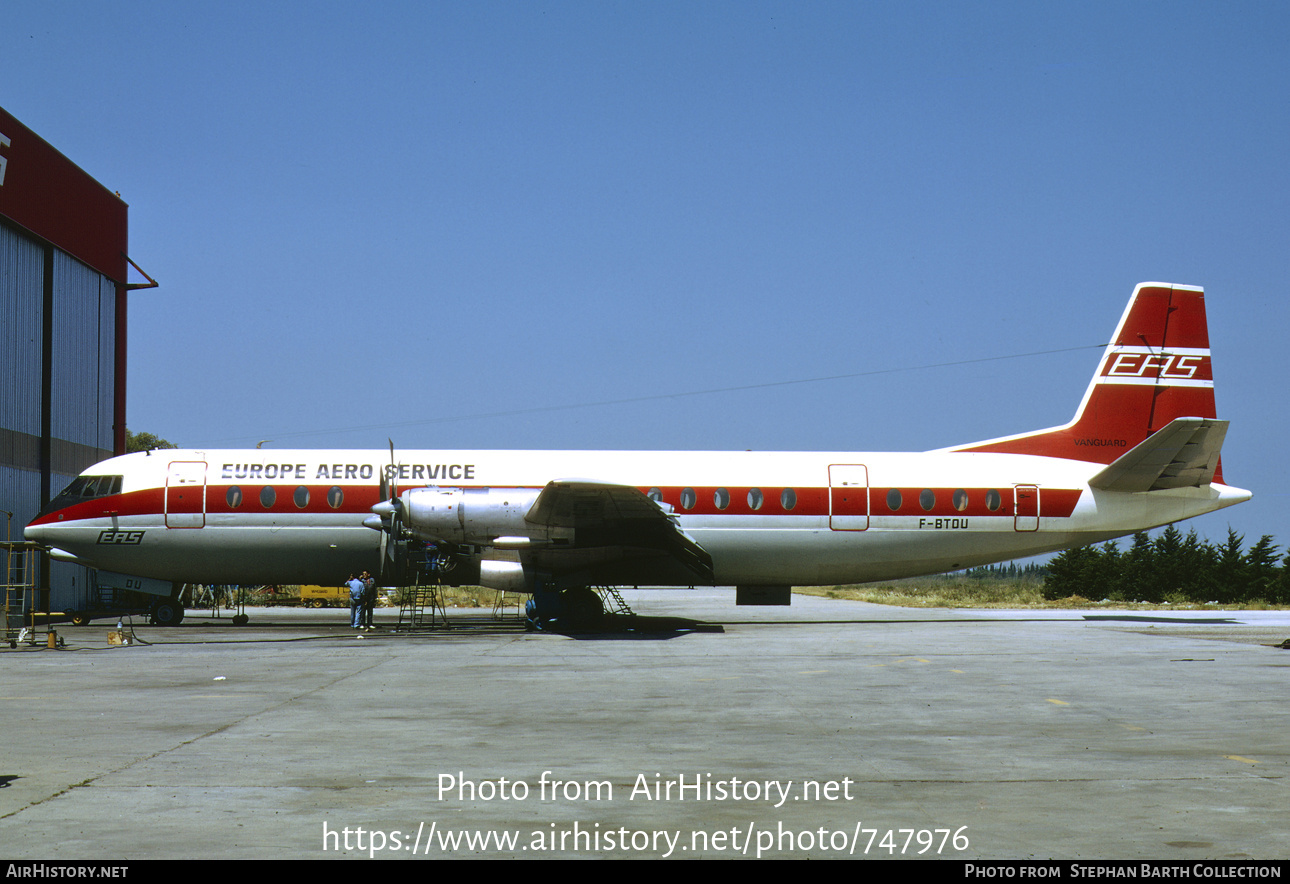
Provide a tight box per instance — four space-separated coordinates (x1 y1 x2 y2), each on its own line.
561 587 604 633
151 600 185 626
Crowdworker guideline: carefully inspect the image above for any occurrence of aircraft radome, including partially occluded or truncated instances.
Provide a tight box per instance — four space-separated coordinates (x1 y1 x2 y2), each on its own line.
26 283 1249 628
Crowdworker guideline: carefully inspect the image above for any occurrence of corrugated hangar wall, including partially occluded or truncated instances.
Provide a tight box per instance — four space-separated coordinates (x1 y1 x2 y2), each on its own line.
0 106 130 612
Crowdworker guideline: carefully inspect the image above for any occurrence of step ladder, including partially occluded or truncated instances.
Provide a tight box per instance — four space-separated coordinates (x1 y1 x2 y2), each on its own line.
595 585 634 616
491 590 523 621
395 550 449 630
2 540 41 647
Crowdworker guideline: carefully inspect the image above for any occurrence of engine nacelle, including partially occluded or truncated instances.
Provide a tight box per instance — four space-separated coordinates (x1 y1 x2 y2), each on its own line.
478 560 528 593
400 487 543 545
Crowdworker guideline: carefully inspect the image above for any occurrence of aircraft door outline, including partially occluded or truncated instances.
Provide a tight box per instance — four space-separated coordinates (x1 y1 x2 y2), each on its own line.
829 464 869 531
1014 484 1039 532
165 460 208 528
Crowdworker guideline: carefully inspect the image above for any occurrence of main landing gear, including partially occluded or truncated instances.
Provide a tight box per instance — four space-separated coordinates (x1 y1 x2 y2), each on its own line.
525 585 606 634
150 598 186 626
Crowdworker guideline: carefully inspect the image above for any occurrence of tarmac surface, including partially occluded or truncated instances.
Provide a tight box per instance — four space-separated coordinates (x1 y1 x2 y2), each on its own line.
1 590 1288 860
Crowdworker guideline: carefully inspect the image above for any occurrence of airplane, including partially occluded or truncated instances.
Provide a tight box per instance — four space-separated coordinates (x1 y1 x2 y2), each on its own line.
25 282 1250 628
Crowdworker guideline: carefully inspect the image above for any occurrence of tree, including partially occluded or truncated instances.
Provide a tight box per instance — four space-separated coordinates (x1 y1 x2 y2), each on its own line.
1213 527 1247 603
1043 527 1288 606
1114 532 1155 601
126 429 178 452
1243 536 1281 603
1277 551 1290 605
1044 544 1104 600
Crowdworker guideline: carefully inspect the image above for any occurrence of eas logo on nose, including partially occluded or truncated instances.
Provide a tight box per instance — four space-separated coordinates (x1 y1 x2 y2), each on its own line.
97 530 145 545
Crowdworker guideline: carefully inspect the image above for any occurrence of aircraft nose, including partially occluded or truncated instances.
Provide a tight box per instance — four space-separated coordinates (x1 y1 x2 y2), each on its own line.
23 520 50 545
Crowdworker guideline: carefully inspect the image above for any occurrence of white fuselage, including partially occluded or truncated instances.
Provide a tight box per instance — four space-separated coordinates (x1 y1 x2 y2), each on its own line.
25 283 1251 596
26 447 1249 587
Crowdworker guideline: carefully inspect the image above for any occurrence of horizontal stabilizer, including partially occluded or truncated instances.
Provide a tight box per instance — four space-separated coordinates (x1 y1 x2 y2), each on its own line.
1089 418 1229 493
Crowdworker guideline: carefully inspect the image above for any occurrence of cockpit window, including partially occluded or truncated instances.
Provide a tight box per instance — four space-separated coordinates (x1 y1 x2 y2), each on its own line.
52 475 123 504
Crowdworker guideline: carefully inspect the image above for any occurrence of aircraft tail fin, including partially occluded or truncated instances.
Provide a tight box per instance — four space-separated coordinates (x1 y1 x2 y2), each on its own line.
953 283 1225 479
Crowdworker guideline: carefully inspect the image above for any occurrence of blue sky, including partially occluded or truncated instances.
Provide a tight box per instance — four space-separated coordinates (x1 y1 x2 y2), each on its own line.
6 2 1288 553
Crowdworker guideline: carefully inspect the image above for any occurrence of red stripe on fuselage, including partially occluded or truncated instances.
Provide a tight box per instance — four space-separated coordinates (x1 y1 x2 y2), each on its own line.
877 487 1082 519
31 483 1085 525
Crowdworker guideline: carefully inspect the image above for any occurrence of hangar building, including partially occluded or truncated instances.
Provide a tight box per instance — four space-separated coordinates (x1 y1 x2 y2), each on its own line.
0 105 139 612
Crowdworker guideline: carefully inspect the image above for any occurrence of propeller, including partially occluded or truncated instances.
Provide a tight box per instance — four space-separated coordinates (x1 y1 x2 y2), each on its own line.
365 439 410 586
387 438 398 502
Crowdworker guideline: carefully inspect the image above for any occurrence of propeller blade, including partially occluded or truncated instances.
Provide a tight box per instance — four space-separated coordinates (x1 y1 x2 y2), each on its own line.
388 438 398 500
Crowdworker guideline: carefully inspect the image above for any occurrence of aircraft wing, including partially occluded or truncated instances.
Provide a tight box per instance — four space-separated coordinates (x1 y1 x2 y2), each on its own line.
524 480 715 583
1089 418 1229 493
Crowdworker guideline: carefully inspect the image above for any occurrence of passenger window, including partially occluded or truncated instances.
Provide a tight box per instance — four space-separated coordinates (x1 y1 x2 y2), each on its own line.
327 486 344 509
920 489 935 511
294 486 310 508
260 486 276 508
227 486 242 508
747 488 764 510
647 488 663 502
953 489 968 512
886 489 902 511
986 489 1002 512
714 488 730 510
680 488 696 510
780 488 797 511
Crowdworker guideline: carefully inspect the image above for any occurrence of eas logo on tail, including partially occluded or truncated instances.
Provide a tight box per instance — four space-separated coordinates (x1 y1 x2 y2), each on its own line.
1102 348 1211 385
